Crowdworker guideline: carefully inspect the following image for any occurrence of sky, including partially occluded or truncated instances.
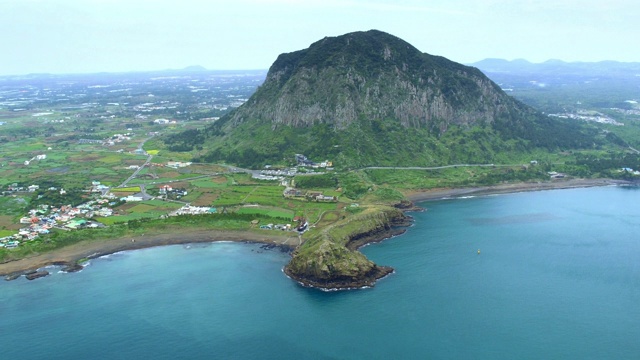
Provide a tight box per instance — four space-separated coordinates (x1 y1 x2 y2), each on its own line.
1 0 638 75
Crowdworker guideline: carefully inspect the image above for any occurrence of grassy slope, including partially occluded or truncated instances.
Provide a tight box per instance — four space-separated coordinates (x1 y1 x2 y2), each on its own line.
285 205 404 285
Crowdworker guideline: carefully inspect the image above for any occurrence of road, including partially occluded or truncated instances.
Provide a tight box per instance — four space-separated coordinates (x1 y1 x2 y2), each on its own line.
363 164 508 170
118 154 153 188
113 135 155 199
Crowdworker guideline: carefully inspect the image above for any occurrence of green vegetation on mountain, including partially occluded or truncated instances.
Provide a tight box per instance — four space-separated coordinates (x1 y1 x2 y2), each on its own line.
166 30 604 169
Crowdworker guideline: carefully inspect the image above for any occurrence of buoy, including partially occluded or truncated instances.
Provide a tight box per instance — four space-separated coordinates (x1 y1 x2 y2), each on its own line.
477 249 480 254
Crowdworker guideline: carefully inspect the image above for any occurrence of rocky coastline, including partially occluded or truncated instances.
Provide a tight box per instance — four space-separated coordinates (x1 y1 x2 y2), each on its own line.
283 205 413 291
282 178 631 291
4 261 84 281
284 264 395 291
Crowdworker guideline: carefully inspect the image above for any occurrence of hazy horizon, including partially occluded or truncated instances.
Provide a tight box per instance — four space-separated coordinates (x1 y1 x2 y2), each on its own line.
2 0 638 76
3 57 639 78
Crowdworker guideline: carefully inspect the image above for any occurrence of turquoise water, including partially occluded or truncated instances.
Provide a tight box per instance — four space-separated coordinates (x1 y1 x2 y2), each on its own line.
2 186 640 359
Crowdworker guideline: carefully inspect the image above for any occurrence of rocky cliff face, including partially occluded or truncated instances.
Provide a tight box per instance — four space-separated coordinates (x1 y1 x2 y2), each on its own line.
229 30 533 132
191 30 595 168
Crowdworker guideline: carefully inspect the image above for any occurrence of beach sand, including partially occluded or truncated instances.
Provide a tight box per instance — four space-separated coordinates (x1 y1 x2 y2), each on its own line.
0 230 298 277
405 178 629 202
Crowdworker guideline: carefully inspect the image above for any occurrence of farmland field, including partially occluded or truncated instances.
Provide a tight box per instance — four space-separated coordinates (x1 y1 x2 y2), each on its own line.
0 70 410 258
236 206 294 219
0 216 22 231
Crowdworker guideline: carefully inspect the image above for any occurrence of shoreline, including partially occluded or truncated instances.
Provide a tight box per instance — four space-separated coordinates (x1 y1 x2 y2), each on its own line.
3 177 632 282
405 178 632 202
1 230 298 279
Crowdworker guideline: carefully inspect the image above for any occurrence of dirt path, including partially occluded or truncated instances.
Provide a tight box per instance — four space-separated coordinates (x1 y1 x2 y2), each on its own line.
241 186 258 203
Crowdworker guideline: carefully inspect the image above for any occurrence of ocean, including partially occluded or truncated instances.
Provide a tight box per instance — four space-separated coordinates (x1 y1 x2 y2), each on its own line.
2 186 640 359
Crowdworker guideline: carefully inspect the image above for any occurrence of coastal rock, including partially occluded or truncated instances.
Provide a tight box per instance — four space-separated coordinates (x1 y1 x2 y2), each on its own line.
60 263 84 273
393 199 424 212
4 273 22 281
25 270 49 280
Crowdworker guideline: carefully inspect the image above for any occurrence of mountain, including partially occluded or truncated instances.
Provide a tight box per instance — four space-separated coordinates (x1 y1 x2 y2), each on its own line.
229 30 530 130
179 65 208 72
172 30 601 168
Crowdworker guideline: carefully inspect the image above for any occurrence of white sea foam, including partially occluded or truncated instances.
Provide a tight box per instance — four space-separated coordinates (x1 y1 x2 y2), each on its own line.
100 251 126 259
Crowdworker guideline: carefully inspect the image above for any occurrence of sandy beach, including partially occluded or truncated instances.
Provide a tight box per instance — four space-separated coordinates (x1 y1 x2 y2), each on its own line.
0 230 299 277
405 178 630 202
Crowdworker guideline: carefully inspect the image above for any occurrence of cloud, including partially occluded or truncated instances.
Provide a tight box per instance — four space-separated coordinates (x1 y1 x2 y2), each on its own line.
235 0 470 15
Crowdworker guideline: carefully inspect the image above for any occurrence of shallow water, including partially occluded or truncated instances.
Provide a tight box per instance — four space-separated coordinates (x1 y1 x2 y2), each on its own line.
2 186 640 359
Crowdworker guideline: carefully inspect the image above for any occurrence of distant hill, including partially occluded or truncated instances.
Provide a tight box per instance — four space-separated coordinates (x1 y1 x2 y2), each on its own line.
471 58 640 78
470 58 640 113
167 30 605 168
179 65 208 72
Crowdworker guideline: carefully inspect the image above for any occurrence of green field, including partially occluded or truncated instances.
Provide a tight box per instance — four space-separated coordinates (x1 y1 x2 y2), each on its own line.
0 149 147 188
96 199 183 225
0 196 29 216
190 178 230 188
212 190 248 206
236 206 294 220
139 199 183 207
96 213 155 225
0 230 16 237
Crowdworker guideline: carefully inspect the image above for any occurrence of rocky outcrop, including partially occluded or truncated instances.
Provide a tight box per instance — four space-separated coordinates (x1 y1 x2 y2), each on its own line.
25 270 49 280
4 261 83 281
284 206 409 290
4 273 22 281
392 199 425 212
59 263 84 273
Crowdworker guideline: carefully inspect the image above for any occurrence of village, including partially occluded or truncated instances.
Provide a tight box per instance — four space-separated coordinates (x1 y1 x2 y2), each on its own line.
258 216 309 233
0 190 114 249
0 153 335 249
0 177 226 249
